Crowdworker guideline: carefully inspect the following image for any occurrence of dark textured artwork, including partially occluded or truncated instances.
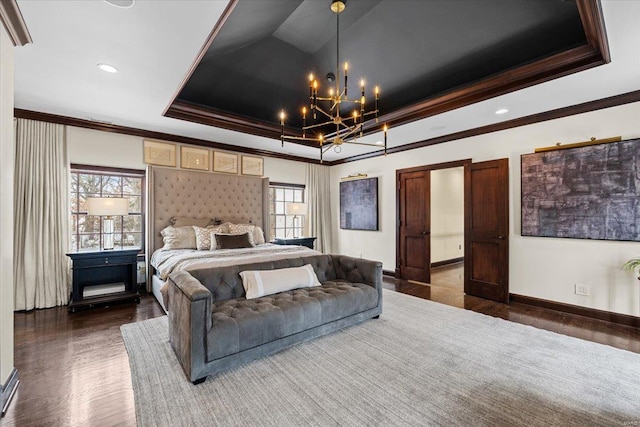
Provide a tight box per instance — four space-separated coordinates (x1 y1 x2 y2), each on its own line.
521 138 640 241
340 178 378 231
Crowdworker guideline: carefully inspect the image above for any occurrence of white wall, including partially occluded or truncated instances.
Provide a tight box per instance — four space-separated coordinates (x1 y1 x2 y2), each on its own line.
0 22 15 386
67 126 307 184
430 167 464 263
331 101 640 317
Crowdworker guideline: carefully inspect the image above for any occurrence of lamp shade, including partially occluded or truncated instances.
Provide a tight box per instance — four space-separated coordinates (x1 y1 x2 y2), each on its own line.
86 197 129 216
285 202 307 216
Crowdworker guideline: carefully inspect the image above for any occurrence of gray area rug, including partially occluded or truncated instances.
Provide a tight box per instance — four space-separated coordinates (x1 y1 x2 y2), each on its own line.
121 290 640 426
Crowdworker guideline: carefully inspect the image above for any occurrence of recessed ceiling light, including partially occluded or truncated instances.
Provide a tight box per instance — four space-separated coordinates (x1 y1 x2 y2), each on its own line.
495 108 509 115
97 63 119 73
103 0 135 8
375 141 384 145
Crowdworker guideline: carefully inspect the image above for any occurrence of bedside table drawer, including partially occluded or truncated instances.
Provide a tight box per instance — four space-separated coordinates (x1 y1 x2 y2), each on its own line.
73 255 136 269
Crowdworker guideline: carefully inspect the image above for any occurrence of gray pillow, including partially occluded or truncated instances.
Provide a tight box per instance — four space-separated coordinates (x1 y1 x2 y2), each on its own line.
215 232 253 249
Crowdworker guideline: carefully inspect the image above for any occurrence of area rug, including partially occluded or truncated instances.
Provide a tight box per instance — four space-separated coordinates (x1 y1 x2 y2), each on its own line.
121 290 640 426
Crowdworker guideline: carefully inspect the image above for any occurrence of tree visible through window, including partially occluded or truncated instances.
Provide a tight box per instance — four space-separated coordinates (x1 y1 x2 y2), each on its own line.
269 183 305 240
70 166 144 252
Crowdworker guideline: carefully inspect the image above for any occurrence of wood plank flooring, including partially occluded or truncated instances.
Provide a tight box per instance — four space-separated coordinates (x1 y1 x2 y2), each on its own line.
4 276 640 426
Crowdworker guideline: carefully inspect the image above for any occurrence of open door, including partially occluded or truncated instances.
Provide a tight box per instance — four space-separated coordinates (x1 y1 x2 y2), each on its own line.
397 170 431 282
464 159 509 303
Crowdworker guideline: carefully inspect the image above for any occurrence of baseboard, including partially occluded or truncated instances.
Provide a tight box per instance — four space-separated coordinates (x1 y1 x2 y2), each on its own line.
431 257 464 269
382 270 396 277
510 294 640 328
1 368 19 417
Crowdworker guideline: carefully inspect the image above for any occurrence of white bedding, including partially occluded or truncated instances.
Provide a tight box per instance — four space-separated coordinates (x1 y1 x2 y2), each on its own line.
151 243 321 280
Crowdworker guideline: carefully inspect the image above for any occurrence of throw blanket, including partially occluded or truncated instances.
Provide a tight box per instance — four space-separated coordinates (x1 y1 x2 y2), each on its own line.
151 244 320 280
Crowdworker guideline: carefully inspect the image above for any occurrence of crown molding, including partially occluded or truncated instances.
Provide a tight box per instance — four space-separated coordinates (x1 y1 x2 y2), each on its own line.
16 88 640 168
0 0 32 46
13 109 322 165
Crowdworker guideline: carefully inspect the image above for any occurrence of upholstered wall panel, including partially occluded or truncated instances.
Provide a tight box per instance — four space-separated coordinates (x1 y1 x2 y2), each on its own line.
148 166 269 257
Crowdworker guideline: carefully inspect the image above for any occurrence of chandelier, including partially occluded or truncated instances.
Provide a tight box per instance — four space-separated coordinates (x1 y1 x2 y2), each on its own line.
278 0 388 163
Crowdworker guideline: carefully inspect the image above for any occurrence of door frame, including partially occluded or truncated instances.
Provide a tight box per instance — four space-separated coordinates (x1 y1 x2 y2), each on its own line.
395 159 472 278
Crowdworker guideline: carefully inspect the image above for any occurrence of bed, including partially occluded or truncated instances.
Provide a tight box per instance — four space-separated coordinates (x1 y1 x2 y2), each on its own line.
145 166 319 311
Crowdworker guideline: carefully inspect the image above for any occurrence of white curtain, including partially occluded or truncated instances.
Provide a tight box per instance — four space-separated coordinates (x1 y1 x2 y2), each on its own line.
306 164 333 253
14 118 69 311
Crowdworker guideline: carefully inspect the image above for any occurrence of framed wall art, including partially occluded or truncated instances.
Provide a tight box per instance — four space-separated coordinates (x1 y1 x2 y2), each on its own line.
180 146 209 171
340 177 378 231
241 155 263 176
213 151 238 174
521 137 640 241
143 139 176 167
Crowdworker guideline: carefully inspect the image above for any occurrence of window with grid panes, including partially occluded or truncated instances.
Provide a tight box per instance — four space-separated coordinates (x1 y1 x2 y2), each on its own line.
70 166 145 252
269 183 305 240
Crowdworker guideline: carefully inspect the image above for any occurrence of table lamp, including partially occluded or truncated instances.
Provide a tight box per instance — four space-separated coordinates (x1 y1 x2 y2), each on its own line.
86 197 129 250
285 202 307 239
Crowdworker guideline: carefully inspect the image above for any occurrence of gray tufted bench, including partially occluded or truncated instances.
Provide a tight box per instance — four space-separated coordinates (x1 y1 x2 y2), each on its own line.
167 254 383 384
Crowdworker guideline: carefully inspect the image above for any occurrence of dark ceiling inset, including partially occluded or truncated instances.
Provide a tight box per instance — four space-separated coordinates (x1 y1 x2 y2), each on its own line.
165 0 609 146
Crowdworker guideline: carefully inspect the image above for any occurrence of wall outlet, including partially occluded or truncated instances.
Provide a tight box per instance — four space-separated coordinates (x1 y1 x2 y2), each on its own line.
575 284 590 296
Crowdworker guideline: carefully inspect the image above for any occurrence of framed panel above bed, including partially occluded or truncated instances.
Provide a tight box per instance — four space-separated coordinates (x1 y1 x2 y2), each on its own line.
145 166 270 289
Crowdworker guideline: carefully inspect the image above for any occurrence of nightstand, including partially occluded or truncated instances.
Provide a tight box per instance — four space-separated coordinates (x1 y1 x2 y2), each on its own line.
272 237 317 250
67 248 141 312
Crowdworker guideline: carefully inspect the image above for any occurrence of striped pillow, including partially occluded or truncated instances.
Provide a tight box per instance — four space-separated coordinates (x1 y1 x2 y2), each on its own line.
239 264 321 299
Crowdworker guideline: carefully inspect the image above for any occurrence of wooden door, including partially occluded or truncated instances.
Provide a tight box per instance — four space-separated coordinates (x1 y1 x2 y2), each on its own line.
397 170 430 282
464 159 509 303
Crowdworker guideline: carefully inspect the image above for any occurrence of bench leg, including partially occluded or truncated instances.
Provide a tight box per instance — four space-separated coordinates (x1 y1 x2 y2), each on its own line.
373 315 380 319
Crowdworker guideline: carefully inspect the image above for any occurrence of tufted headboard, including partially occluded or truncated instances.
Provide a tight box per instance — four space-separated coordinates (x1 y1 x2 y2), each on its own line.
146 166 270 286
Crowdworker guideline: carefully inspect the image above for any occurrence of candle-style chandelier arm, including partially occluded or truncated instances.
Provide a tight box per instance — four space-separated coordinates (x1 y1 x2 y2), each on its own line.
337 124 362 139
304 121 332 131
309 104 334 121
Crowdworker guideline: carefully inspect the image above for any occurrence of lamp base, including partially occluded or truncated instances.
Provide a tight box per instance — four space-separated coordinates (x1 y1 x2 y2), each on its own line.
292 215 299 239
103 218 115 250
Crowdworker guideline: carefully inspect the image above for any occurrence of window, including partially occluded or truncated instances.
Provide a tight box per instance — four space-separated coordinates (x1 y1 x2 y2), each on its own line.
269 183 305 240
70 165 145 252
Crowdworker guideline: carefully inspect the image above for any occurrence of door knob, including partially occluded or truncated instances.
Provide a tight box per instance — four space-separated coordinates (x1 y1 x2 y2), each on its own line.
421 231 430 235
497 235 505 240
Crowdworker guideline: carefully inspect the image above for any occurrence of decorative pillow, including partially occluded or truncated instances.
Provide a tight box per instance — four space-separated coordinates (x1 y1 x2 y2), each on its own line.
215 232 253 250
229 223 258 246
239 264 321 299
193 225 223 250
170 217 212 228
230 223 266 245
161 226 197 250
253 226 266 245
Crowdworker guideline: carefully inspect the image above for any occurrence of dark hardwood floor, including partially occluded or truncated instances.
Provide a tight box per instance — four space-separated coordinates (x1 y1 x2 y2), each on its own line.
4 297 164 427
4 276 640 426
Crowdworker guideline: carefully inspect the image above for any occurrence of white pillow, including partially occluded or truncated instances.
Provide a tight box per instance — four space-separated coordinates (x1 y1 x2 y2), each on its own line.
239 264 321 299
253 226 266 245
161 226 197 250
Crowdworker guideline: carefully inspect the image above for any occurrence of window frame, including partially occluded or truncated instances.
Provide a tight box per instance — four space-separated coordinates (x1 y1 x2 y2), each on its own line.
70 164 146 252
269 182 306 241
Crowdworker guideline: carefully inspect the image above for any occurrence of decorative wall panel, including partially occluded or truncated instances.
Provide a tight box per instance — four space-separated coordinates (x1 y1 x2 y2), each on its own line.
521 138 640 241
340 177 378 231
